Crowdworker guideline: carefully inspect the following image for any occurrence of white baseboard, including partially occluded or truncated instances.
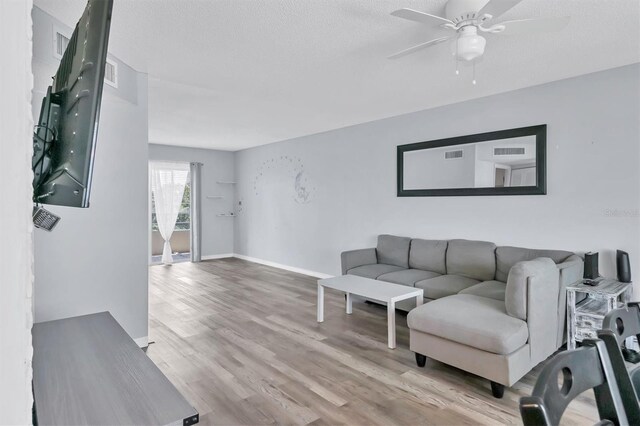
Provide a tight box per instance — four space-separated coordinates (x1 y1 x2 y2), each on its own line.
233 254 334 279
197 252 334 279
134 336 148 348
201 253 234 260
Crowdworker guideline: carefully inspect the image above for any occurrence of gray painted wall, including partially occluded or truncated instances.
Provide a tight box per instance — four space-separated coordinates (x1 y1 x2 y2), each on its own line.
32 8 149 341
235 64 640 286
149 144 235 257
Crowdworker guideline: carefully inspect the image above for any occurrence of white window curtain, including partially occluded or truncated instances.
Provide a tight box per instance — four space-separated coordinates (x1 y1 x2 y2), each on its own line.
150 161 190 264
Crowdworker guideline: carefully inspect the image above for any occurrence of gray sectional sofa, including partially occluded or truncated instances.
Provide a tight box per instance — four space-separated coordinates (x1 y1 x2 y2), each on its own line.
341 234 583 398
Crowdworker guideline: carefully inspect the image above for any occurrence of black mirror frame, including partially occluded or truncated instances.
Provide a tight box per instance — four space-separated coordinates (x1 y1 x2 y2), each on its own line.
397 124 547 197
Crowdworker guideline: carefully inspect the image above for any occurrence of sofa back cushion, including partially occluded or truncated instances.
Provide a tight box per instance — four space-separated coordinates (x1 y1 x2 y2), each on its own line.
496 246 573 282
409 239 448 274
377 235 411 268
446 239 497 281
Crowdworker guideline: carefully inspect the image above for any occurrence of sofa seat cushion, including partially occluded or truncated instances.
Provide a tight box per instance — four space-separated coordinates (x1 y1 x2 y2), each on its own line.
378 269 441 287
415 275 480 299
347 264 405 279
459 280 507 301
407 294 529 355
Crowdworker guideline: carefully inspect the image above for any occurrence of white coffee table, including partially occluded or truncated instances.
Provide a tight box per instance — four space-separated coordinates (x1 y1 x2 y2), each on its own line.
317 275 424 349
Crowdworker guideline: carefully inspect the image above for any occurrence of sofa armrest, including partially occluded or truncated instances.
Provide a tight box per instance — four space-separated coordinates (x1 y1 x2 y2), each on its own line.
341 248 377 275
506 258 560 363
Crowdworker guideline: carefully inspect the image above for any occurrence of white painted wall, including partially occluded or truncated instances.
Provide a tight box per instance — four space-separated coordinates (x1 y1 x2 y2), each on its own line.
32 8 149 342
0 1 34 423
235 64 640 292
149 144 235 257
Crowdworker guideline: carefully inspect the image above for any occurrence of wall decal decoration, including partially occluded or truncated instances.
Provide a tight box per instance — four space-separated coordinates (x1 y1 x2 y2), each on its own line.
252 155 315 204
294 171 311 204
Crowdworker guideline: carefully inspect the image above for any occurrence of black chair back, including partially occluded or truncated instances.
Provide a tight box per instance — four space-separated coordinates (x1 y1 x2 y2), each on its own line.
520 339 628 426
601 302 640 346
598 303 640 423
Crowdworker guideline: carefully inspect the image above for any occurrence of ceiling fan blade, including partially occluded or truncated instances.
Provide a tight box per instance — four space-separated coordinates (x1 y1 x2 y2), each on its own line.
477 0 524 20
388 36 452 59
497 16 570 35
390 8 453 26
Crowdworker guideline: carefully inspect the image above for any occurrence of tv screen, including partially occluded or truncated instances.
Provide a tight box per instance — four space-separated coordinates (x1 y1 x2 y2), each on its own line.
32 0 113 208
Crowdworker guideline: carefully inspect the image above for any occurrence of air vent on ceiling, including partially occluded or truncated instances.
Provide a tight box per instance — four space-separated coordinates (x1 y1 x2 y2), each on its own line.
53 30 69 60
104 59 118 88
444 149 464 160
494 147 526 156
445 150 463 159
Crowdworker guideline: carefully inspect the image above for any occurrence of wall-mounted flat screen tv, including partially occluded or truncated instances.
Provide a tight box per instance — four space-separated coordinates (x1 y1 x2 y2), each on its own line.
32 0 113 208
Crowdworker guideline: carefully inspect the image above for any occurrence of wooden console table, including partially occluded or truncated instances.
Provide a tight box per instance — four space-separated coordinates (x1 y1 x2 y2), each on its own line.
32 312 198 425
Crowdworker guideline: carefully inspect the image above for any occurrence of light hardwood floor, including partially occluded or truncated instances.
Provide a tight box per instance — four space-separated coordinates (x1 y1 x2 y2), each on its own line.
147 258 598 425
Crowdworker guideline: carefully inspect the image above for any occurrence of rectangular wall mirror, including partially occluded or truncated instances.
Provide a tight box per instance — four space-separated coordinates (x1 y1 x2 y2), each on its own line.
397 125 546 197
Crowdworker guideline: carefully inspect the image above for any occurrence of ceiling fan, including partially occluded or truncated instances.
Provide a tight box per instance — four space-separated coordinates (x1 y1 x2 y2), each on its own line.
389 0 570 83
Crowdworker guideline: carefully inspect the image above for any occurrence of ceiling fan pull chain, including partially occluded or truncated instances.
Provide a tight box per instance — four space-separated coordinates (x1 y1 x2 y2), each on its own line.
472 59 477 85
455 37 460 75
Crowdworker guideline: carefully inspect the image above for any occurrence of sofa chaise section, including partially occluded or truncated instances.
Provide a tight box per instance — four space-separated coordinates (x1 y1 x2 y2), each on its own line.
408 294 529 357
410 257 563 398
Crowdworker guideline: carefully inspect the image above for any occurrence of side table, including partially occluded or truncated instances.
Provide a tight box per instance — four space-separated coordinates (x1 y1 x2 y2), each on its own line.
566 278 633 350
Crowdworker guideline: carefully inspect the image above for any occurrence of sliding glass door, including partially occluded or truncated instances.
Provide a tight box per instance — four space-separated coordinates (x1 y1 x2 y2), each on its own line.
148 161 202 265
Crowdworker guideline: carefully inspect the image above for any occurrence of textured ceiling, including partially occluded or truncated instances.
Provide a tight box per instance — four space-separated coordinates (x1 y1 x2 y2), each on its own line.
35 0 640 151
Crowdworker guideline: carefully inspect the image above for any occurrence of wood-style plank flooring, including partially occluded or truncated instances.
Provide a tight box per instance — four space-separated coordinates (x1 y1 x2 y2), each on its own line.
147 258 598 425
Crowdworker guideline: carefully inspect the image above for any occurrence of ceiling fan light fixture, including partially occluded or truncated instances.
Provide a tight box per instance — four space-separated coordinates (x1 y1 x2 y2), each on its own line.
454 26 486 61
